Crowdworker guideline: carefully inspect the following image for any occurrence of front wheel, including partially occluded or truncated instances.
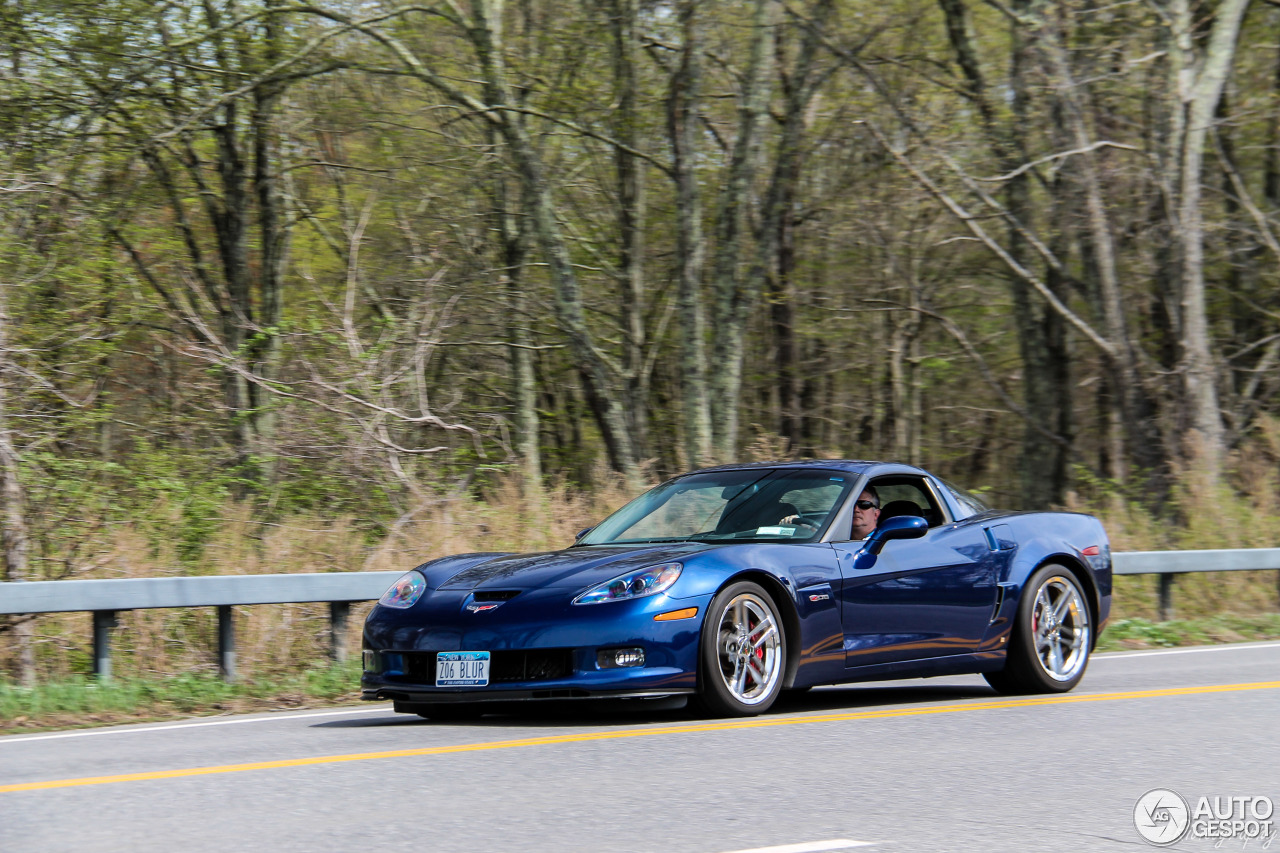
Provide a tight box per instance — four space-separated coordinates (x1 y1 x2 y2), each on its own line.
985 564 1092 694
697 581 787 716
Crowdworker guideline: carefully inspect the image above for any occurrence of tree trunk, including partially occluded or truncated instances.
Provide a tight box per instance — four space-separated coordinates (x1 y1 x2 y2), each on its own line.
113 1 295 496
709 0 775 462
1267 10 1280 209
607 0 650 463
1035 12 1165 485
0 282 35 686
248 0 289 487
750 0 834 452
491 128 540 491
1170 0 1251 479
887 307 919 463
938 0 1072 506
471 0 639 481
771 207 800 451
668 0 712 467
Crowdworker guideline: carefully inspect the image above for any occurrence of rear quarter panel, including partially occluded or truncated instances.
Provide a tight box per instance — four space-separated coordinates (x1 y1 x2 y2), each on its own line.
993 511 1113 636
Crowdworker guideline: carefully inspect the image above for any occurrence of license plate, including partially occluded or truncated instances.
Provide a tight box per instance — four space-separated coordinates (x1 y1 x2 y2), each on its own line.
436 651 490 687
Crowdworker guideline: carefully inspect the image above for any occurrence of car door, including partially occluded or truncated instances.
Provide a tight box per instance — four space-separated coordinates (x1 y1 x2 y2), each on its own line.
831 479 998 668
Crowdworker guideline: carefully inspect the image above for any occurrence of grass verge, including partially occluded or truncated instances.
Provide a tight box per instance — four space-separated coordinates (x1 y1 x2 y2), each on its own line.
4 617 1280 735
1097 613 1280 651
0 659 363 735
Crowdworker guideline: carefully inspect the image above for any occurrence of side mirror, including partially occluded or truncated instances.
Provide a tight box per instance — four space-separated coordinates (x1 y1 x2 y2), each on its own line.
574 526 594 541
853 515 927 569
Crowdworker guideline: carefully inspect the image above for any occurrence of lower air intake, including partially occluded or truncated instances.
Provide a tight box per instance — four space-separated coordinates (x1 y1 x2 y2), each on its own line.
383 649 575 684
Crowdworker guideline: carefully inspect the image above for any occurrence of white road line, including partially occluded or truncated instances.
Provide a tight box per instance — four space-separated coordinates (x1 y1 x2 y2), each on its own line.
716 841 876 853
4 643 1277 745
1096 640 1280 660
0 705 393 745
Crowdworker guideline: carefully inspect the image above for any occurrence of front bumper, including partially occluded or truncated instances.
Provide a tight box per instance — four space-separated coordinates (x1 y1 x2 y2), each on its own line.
361 587 712 702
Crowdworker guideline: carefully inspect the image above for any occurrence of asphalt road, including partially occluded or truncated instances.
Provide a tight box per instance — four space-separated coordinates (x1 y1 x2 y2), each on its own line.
2 642 1278 853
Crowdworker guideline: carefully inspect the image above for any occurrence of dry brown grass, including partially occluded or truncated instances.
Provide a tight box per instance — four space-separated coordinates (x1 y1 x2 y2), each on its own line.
1070 419 1280 621
3 449 1278 686
0 470 642 685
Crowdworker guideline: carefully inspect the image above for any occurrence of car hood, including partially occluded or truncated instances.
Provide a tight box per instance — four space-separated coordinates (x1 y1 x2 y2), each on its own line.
435 544 715 592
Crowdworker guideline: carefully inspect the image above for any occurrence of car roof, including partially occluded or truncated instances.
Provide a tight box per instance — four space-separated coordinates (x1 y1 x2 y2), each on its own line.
683 460 930 478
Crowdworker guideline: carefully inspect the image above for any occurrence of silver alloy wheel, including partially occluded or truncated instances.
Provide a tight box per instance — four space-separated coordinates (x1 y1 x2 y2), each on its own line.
714 592 783 705
1031 574 1090 682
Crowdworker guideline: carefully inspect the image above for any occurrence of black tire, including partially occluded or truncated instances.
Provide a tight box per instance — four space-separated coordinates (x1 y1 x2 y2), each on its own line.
696 581 787 716
985 564 1092 694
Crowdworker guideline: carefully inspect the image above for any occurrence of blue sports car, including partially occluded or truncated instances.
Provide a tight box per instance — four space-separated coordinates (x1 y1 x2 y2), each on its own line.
361 461 1111 718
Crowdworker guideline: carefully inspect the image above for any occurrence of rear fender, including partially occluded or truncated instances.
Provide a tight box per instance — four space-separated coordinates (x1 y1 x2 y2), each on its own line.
1001 516 1111 648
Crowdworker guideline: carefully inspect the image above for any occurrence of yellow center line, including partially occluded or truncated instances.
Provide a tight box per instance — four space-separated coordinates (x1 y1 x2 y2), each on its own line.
4 680 1278 795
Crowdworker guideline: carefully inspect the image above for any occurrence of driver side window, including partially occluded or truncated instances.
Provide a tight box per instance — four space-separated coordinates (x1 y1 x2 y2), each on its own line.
868 477 945 528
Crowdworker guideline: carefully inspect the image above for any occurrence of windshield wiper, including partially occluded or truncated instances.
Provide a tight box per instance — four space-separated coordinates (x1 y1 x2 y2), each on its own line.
585 534 730 545
590 536 699 545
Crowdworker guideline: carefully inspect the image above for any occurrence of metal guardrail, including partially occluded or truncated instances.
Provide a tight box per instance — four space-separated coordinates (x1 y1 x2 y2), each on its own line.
0 549 1277 681
0 572 403 614
0 572 402 681
1112 548 1280 575
1114 549 1280 624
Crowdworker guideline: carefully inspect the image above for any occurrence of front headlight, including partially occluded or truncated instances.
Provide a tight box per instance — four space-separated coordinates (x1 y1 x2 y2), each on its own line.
572 562 682 605
378 571 427 609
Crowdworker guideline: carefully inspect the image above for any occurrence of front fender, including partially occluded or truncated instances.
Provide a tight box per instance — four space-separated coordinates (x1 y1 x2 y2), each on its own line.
410 552 514 589
665 543 844 689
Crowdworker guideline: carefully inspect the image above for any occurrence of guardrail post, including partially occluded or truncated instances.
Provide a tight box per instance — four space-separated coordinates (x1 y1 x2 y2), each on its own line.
1158 574 1174 622
217 605 236 682
92 610 117 681
330 601 351 662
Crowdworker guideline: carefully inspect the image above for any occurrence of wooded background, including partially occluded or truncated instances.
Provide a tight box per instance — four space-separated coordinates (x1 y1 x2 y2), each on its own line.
3 0 1280 680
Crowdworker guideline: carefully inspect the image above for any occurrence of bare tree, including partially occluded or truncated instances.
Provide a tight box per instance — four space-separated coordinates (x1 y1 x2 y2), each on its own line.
1161 0 1253 477
0 275 35 686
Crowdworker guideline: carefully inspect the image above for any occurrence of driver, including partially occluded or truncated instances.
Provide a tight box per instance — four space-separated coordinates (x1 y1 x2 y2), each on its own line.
849 487 880 539
780 486 879 537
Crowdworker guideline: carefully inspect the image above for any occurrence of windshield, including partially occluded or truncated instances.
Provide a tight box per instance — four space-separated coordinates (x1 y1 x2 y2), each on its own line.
579 468 854 545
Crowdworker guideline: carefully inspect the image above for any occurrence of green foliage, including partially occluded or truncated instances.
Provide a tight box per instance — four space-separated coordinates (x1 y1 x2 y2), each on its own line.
1098 614 1280 651
2 0 1280 701
1099 618 1190 648
918 356 955 385
0 660 363 729
116 441 234 567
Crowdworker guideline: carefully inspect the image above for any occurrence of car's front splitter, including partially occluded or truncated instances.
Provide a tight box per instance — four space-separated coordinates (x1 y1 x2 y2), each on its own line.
364 684 696 705
361 657 698 702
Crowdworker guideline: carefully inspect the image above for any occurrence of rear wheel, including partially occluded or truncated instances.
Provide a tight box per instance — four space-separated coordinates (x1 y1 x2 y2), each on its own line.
697 581 786 716
985 564 1092 694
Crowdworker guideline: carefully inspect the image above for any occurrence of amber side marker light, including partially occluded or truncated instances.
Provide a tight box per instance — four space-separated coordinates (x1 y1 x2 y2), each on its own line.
654 607 698 621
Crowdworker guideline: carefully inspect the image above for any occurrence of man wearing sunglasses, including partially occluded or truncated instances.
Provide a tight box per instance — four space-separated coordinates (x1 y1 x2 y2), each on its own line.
850 487 881 539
